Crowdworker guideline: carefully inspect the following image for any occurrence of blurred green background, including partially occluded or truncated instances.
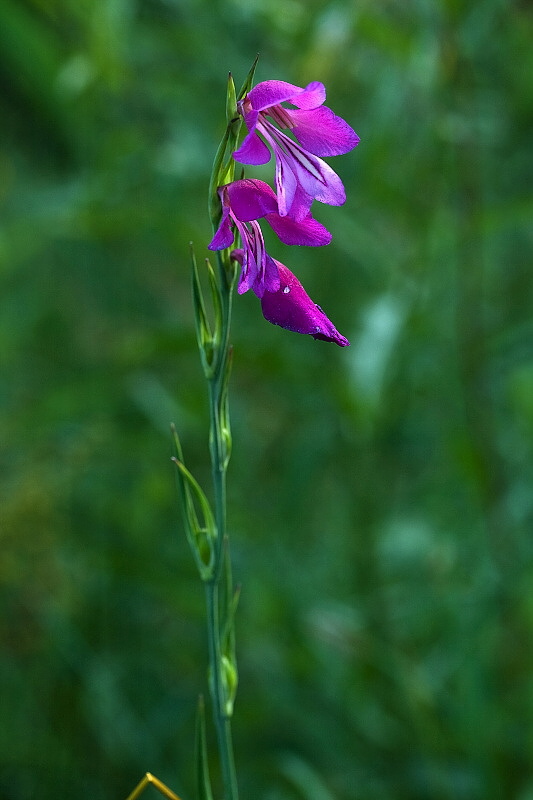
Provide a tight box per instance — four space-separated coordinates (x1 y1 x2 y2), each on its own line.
1 0 532 798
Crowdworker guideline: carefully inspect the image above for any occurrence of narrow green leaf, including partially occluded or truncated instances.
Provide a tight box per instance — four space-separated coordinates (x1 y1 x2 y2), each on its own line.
208 125 231 231
173 459 215 532
226 72 237 124
171 426 216 580
224 597 240 645
237 54 259 101
195 695 214 800
219 345 234 468
206 257 223 349
190 244 216 377
173 458 216 579
190 243 211 338
219 547 239 717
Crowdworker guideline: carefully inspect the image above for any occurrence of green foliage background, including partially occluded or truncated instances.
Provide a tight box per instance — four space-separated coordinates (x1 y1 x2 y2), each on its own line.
1 1 532 798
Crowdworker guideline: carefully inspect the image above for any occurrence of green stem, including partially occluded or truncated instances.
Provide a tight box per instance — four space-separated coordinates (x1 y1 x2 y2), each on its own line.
205 253 238 800
195 62 257 798
205 580 238 800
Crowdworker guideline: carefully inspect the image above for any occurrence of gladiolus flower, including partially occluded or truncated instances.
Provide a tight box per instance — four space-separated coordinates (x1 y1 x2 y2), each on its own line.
208 178 331 297
231 250 349 346
233 80 359 220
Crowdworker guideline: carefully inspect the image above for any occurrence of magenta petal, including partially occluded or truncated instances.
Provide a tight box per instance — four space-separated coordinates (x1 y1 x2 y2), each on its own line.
265 212 331 247
256 253 281 297
208 201 234 250
231 246 258 295
208 221 234 249
289 81 326 109
290 106 360 156
247 80 308 110
260 261 350 346
290 151 347 207
226 179 278 221
264 125 347 214
248 80 327 111
286 183 314 221
230 218 279 298
273 149 299 217
233 125 271 165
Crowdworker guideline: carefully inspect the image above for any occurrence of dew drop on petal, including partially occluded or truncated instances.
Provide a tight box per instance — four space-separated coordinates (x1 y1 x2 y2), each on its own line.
283 285 290 294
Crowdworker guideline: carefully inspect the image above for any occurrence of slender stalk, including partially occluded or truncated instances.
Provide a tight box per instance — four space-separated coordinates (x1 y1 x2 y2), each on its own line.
205 252 238 800
205 580 238 800
182 61 256 800
199 60 258 794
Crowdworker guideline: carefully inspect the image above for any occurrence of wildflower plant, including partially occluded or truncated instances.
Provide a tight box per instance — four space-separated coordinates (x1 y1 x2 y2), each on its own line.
126 58 358 800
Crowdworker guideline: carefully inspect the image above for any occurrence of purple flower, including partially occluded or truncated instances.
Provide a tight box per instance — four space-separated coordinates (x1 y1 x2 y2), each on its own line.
208 178 331 297
233 80 359 221
232 251 349 347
